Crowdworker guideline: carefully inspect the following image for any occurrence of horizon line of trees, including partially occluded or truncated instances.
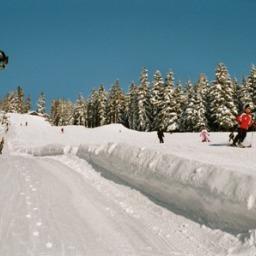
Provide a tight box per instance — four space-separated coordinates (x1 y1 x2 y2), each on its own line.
1 63 256 132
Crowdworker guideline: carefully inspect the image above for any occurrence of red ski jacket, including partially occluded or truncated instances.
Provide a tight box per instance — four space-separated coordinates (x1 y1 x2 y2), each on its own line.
236 113 253 130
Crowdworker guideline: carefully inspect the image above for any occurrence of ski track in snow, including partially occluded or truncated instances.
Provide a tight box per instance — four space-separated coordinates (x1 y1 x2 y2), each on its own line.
0 113 255 255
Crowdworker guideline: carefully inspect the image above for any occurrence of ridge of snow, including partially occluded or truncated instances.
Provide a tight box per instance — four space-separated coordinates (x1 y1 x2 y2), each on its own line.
77 142 256 234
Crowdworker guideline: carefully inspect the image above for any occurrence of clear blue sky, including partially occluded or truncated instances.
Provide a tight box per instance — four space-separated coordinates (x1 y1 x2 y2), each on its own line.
0 0 256 107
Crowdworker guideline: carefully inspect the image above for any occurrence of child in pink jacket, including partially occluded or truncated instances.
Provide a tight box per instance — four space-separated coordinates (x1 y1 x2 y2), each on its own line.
200 126 210 142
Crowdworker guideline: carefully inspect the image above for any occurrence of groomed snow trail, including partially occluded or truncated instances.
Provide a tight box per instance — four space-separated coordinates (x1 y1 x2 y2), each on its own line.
0 113 254 255
0 154 242 256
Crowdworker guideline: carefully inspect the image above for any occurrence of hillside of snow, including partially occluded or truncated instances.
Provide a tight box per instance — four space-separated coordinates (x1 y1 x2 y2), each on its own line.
1 113 256 255
7 113 256 232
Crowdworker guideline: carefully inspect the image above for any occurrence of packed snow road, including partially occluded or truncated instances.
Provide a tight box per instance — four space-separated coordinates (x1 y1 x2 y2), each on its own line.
0 153 246 256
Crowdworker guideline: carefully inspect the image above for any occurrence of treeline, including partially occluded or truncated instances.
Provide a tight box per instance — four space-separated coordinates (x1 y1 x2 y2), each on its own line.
1 63 256 132
0 86 32 114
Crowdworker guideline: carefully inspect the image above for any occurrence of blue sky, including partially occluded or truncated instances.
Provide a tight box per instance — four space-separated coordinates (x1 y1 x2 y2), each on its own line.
0 0 256 107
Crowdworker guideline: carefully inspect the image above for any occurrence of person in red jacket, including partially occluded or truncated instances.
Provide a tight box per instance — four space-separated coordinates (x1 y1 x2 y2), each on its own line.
232 104 253 147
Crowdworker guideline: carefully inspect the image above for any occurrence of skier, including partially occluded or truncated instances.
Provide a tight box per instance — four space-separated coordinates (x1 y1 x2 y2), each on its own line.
157 129 164 143
61 127 64 133
200 126 210 142
232 104 253 147
25 121 28 126
0 137 4 154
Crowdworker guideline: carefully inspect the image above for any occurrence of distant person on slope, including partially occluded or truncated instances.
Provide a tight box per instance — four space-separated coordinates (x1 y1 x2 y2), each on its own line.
0 137 4 154
200 126 210 142
232 104 253 147
157 129 164 143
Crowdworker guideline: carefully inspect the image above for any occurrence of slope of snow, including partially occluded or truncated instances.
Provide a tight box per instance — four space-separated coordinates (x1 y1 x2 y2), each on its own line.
77 142 256 234
1 113 256 255
7 114 256 233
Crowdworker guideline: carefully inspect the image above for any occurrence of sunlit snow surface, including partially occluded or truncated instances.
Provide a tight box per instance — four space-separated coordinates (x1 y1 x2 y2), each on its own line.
0 113 256 255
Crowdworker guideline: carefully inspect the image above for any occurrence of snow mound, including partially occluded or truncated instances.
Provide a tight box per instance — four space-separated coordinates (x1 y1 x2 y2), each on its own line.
77 142 256 234
28 144 65 156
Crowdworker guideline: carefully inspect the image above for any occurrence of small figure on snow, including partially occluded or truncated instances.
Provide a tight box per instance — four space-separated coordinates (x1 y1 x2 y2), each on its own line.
232 104 253 147
200 126 210 142
157 129 164 143
0 137 4 154
25 121 28 126
61 127 64 133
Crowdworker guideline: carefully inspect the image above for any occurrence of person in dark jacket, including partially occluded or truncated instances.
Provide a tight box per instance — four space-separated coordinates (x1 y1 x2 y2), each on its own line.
157 129 164 143
0 137 4 154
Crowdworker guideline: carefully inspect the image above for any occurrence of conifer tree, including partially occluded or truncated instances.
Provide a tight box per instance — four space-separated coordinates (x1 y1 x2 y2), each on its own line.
173 82 186 130
8 91 19 113
127 82 139 130
137 68 152 131
97 85 108 126
50 100 60 126
106 80 126 124
208 63 237 131
157 71 178 131
245 65 256 104
151 70 165 130
87 90 98 127
73 94 87 126
238 77 252 112
37 92 46 114
17 86 25 113
24 95 31 113
180 82 195 131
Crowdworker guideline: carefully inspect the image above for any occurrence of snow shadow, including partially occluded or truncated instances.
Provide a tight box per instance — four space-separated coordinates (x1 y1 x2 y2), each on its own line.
77 143 256 237
87 161 237 236
209 143 230 147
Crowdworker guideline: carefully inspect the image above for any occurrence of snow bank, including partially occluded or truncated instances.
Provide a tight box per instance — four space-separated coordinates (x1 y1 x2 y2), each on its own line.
28 144 65 156
77 142 256 234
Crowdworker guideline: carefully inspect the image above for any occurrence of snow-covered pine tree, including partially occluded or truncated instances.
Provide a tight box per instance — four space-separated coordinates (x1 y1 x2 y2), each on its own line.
194 74 209 129
50 99 73 126
127 82 139 130
106 80 126 124
24 95 31 113
37 92 46 114
157 71 178 131
180 81 195 131
58 99 74 126
17 86 25 113
208 63 237 131
238 77 252 112
173 81 186 130
136 68 152 131
73 93 87 126
151 70 165 130
245 65 256 104
7 90 19 113
50 100 60 126
195 74 209 104
97 85 108 126
87 90 98 128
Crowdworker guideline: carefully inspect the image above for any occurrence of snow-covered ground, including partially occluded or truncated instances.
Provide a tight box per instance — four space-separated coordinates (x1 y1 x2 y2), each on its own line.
0 113 256 255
